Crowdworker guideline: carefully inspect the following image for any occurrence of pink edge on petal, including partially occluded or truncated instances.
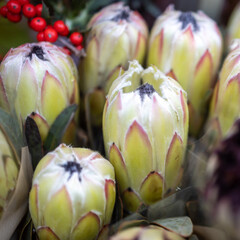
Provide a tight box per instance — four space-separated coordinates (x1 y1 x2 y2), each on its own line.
133 32 142 59
90 152 103 161
167 69 178 81
74 212 100 230
125 120 151 150
227 72 240 86
195 49 213 76
141 171 163 187
37 226 60 240
0 75 9 108
183 25 194 41
105 179 115 201
166 133 183 164
109 143 126 170
180 90 187 124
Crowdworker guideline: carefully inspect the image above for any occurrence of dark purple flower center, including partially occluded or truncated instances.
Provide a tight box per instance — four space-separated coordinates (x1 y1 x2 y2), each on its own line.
111 9 130 22
28 46 46 61
178 12 199 32
136 83 155 101
60 161 82 181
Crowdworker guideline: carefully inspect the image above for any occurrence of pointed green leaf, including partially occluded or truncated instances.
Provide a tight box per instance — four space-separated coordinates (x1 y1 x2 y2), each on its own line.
153 216 193 237
43 104 77 152
0 108 25 163
25 116 44 170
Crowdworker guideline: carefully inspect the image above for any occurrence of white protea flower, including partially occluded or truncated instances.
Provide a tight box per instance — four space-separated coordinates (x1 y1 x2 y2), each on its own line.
103 61 188 212
79 2 148 126
0 42 79 143
147 5 222 136
29 144 116 240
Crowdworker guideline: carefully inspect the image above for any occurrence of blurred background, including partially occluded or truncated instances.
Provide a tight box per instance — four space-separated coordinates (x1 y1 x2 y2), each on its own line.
0 0 239 59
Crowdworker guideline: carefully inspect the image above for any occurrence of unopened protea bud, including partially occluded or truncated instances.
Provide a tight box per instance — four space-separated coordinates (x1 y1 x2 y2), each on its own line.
207 39 240 142
147 6 222 136
204 119 240 239
226 2 240 48
79 2 148 127
103 61 188 212
110 226 184 240
0 42 79 143
29 144 116 240
0 129 18 219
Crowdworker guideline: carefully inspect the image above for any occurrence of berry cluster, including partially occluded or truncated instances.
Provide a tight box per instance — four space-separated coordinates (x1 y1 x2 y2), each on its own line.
0 0 83 55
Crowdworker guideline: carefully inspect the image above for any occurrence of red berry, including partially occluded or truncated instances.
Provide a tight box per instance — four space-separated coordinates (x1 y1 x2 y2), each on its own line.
0 6 8 18
44 27 58 43
30 17 46 32
22 4 36 18
35 4 42 17
60 25 69 36
76 45 83 51
7 0 21 14
37 31 45 42
7 12 21 22
63 47 71 55
18 0 30 5
70 32 83 45
53 20 67 34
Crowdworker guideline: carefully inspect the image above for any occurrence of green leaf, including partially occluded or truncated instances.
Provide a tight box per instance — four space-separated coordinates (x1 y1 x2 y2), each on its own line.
41 0 51 19
25 116 44 170
43 104 77 152
152 216 193 238
0 108 25 163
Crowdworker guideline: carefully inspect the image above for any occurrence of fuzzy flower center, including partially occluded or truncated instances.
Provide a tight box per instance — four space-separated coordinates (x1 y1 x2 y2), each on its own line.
136 83 155 101
111 9 130 22
178 12 199 32
60 161 82 181
28 45 46 61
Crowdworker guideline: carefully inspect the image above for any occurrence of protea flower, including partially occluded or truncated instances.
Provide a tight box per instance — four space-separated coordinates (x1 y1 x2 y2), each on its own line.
110 225 184 240
226 2 240 48
0 42 79 143
147 6 222 136
29 144 116 240
0 129 19 219
103 61 188 212
79 2 148 127
204 118 240 239
206 39 240 142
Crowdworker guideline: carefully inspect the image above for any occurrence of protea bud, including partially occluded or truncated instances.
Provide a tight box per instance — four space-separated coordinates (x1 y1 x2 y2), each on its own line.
103 61 188 212
226 2 240 48
29 144 116 240
204 118 240 239
0 42 79 143
0 129 19 219
110 226 184 240
147 6 222 136
207 39 240 142
79 2 148 127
